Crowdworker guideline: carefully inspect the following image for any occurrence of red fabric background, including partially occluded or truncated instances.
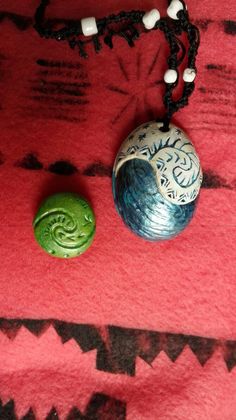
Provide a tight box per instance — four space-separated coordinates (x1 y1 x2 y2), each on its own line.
0 0 236 418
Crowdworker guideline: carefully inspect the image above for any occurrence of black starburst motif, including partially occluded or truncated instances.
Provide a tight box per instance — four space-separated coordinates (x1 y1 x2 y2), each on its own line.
106 47 163 125
138 133 146 141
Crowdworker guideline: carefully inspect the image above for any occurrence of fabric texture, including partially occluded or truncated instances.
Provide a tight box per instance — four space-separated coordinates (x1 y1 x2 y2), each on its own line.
0 0 235 418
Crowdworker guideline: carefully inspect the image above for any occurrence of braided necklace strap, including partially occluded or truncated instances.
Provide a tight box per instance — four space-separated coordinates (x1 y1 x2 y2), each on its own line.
34 0 200 128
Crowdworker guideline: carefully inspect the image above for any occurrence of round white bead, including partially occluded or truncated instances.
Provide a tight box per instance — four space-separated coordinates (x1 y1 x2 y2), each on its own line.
183 68 196 82
167 0 184 20
142 9 161 30
164 69 178 83
81 17 98 36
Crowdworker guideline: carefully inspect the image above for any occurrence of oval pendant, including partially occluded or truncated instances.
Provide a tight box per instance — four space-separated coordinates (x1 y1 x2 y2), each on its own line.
112 121 203 241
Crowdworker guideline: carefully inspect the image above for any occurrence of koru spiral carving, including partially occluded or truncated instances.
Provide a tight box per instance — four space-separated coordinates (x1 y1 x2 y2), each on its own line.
114 122 203 205
33 193 96 258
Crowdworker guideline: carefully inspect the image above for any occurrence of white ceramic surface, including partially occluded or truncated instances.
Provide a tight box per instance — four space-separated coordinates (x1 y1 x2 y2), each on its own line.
114 121 203 205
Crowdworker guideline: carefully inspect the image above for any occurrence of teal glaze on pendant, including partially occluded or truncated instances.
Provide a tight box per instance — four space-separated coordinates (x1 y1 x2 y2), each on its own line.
113 159 197 241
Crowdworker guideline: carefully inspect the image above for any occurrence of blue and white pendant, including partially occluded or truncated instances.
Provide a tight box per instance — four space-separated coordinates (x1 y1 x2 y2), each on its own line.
112 122 203 241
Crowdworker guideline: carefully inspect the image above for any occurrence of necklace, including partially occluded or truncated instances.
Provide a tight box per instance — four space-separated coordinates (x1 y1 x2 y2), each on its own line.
33 0 202 256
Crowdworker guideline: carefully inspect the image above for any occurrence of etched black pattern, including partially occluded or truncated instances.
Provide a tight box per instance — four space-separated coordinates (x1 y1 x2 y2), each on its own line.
106 85 129 96
117 57 129 82
0 400 17 420
23 58 90 124
21 319 49 336
83 162 112 177
68 393 126 419
224 341 236 371
0 52 6 111
206 63 236 80
0 12 89 33
16 153 43 170
0 11 32 30
48 160 78 176
202 170 231 189
109 53 164 125
22 408 35 420
0 52 6 76
96 327 162 375
46 407 58 420
194 63 236 133
0 152 5 165
147 46 161 77
37 60 84 71
0 394 126 420
0 318 236 375
5 156 236 188
223 20 236 35
193 19 213 31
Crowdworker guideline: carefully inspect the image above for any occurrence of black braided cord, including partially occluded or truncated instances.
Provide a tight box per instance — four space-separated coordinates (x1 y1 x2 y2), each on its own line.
34 0 200 129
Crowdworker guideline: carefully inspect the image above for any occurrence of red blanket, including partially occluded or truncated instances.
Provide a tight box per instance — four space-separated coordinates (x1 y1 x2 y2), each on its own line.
0 0 236 418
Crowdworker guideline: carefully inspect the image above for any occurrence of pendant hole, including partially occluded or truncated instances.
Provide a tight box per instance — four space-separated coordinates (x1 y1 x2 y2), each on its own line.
159 124 170 133
157 117 170 133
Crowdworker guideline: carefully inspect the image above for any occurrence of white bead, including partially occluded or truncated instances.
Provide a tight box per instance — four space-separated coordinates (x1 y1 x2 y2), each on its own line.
81 17 98 36
164 69 178 83
183 68 196 82
142 9 160 30
167 0 184 20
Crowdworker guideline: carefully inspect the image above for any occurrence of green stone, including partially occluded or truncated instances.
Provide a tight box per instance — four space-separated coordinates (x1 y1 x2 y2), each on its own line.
33 192 96 258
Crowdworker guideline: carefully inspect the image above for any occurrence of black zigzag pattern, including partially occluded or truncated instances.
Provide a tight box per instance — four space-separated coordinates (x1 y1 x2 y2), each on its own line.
0 318 235 376
0 393 126 420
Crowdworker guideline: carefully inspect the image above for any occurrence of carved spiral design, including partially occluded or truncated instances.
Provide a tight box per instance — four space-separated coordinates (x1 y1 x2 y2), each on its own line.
114 122 203 205
33 193 96 258
35 210 93 249
154 142 202 204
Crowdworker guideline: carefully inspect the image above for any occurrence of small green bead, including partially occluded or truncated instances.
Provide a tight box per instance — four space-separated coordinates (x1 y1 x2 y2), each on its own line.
33 192 96 258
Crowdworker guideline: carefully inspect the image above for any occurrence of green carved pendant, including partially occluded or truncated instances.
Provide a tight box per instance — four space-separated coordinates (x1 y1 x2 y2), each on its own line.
33 193 96 258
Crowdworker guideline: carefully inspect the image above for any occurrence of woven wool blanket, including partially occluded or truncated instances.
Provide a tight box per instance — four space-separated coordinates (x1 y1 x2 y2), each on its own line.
0 0 235 418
